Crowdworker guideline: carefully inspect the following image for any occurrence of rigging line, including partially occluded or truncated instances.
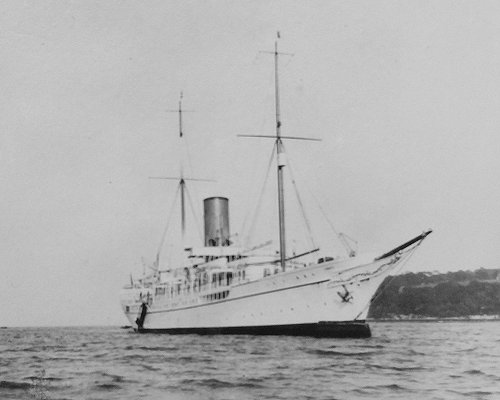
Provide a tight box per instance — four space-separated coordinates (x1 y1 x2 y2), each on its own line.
172 94 197 205
241 142 276 247
356 240 423 320
282 53 295 69
156 183 181 267
242 248 320 266
300 176 354 257
179 134 199 210
341 232 358 245
241 142 276 245
182 137 205 228
184 183 204 243
282 142 317 250
308 186 339 235
183 135 196 184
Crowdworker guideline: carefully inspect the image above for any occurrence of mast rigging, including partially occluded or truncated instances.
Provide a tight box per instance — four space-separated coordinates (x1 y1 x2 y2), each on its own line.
240 36 320 271
153 93 212 266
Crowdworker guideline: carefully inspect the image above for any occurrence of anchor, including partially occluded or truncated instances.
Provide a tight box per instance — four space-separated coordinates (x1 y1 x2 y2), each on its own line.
337 285 353 303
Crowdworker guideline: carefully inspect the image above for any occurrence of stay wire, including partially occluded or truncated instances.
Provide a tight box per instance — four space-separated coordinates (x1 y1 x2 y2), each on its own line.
242 143 276 247
185 183 204 243
156 183 181 267
301 178 355 257
283 143 317 250
356 240 423 320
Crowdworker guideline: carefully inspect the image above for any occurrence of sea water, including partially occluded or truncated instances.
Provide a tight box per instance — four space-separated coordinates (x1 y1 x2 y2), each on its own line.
0 321 498 400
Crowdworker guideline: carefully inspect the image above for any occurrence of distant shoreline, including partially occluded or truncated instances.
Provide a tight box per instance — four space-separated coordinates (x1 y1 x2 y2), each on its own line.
368 268 500 320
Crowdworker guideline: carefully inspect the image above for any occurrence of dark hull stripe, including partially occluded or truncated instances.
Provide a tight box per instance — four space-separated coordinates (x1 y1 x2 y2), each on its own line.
136 321 371 338
147 279 329 315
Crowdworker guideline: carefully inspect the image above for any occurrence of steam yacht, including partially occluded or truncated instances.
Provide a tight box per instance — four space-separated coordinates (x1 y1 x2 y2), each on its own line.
120 39 431 337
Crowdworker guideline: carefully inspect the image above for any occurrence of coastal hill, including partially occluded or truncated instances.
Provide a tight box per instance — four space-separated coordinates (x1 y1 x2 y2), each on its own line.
368 268 500 319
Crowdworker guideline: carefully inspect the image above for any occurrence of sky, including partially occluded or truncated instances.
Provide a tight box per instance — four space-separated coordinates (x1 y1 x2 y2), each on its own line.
1 1 500 326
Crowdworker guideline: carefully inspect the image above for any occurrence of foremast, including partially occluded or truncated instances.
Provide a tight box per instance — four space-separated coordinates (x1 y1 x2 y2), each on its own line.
178 93 186 241
151 93 212 269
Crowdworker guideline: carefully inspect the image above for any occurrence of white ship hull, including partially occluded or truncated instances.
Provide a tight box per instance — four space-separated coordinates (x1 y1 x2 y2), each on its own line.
120 40 432 338
120 253 403 338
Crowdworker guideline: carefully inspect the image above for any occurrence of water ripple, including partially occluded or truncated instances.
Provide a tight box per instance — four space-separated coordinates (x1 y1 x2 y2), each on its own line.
0 380 32 390
0 321 498 399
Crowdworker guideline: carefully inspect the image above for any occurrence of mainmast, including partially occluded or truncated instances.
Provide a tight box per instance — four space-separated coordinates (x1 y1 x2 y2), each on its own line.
274 39 287 271
238 34 320 270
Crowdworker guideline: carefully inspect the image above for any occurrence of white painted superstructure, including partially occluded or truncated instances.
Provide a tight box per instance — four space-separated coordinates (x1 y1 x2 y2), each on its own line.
120 38 432 337
120 234 429 337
